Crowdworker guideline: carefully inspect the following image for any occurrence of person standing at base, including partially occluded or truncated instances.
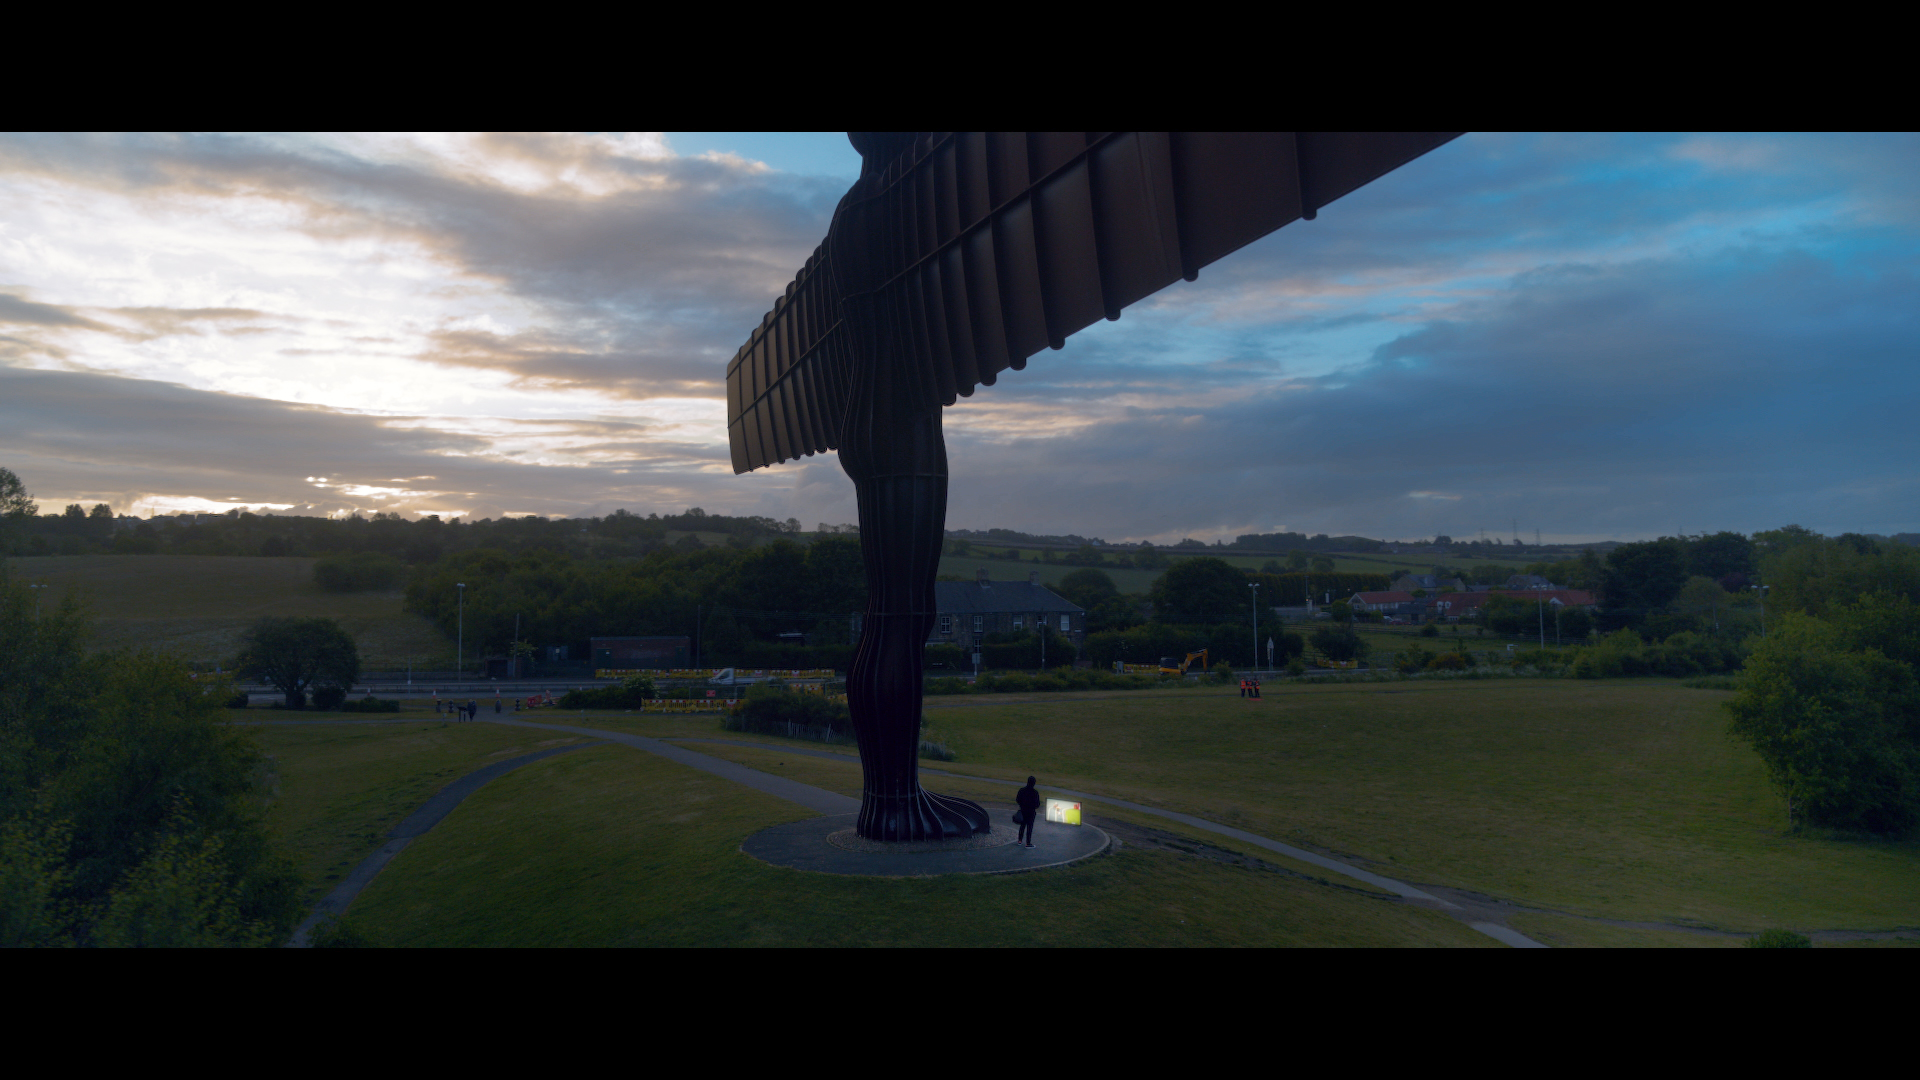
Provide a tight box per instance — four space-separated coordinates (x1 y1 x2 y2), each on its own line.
1016 776 1041 848
468 699 478 722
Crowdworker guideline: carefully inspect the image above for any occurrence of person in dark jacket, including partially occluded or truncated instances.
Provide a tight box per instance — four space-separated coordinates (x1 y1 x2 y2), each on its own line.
1015 776 1041 847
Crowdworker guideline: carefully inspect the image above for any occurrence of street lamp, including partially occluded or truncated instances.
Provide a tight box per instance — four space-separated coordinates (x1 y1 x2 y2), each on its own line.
1249 581 1260 672
456 582 466 673
1749 583 1769 638
28 583 45 619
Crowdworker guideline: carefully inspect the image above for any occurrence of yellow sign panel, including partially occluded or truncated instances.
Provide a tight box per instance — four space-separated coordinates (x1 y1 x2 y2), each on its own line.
1045 799 1081 825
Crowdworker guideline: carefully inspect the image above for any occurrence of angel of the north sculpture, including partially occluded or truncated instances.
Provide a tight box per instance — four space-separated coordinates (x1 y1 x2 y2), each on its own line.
725 132 1461 841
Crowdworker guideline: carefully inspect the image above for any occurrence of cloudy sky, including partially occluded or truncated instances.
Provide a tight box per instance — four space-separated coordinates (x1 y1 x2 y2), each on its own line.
2 132 1914 543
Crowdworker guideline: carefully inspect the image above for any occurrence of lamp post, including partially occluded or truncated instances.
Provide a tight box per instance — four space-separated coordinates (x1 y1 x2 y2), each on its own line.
456 582 466 674
1249 581 1260 672
28 582 45 619
1749 584 1769 638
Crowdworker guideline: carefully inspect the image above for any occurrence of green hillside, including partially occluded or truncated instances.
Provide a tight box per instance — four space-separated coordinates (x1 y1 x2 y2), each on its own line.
8 555 452 668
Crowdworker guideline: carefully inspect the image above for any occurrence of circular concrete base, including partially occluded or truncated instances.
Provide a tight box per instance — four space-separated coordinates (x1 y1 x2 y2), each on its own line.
828 824 1020 853
744 813 1112 877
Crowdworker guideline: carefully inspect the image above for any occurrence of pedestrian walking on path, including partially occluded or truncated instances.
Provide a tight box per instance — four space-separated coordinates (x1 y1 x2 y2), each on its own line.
1015 776 1041 847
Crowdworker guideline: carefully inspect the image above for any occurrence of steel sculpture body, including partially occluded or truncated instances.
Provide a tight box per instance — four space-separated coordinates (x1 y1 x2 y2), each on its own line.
726 132 1460 841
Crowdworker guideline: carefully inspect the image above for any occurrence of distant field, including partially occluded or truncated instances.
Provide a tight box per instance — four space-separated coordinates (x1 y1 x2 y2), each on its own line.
9 555 452 667
937 554 1162 593
946 545 1541 590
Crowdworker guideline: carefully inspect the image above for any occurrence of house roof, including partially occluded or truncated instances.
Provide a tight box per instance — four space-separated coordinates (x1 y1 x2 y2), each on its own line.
935 579 1083 615
1353 591 1418 604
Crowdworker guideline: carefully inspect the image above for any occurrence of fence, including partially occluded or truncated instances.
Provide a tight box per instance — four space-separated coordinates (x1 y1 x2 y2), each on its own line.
596 668 836 680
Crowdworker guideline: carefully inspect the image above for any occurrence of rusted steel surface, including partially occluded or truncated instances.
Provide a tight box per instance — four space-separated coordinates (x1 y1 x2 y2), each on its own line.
725 131 1460 473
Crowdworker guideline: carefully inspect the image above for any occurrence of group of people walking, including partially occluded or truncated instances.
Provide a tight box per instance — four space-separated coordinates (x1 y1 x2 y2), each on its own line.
1239 677 1263 698
435 697 480 721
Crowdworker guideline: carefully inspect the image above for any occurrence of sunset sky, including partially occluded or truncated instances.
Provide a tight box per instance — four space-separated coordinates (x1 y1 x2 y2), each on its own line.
2 132 1915 543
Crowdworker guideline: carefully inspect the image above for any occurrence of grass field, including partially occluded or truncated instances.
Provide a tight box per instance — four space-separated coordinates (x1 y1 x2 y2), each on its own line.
340 740 1482 946
10 555 453 666
244 675 1920 946
249 719 579 903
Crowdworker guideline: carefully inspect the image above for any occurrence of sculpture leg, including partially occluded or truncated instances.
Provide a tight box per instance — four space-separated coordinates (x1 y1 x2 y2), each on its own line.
844 408 990 841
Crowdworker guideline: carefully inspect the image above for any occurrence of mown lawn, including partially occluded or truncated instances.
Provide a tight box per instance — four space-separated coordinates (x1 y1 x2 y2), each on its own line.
257 674 1920 945
344 743 1484 947
596 678 1919 935
897 680 1920 933
246 718 589 903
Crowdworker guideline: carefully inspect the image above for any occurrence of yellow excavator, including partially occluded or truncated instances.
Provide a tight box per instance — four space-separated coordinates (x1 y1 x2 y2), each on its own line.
1158 649 1209 677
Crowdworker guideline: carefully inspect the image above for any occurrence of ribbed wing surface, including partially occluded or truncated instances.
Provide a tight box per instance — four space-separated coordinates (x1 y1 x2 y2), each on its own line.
726 131 1461 473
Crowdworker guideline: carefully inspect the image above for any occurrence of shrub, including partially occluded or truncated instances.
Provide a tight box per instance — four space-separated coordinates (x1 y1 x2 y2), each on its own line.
1420 622 1439 638
1309 626 1368 663
558 673 655 710
339 697 401 713
1745 929 1812 948
225 693 250 709
1285 658 1306 677
1211 660 1236 683
723 684 852 741
1396 651 1431 674
1430 652 1469 671
311 686 347 710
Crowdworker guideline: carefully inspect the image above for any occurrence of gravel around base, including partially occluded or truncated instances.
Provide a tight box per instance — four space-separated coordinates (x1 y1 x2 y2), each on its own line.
828 824 1021 854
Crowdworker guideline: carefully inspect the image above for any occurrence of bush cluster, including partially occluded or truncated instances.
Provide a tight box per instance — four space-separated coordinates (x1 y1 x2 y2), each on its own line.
336 697 401 713
721 685 852 740
557 674 655 710
1 568 302 946
1570 630 1744 679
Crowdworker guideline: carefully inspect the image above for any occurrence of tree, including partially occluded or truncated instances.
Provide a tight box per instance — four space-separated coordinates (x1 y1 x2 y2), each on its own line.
1055 568 1118 611
0 468 34 555
1310 556 1336 575
1687 531 1755 580
1725 614 1920 833
0 468 34 520
1150 557 1250 622
0 566 300 946
1286 551 1309 571
1604 538 1691 617
1309 625 1368 663
234 617 359 709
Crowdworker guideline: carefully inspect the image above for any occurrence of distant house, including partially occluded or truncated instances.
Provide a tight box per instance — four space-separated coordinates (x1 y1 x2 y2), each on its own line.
1503 574 1559 590
1430 589 1596 622
1351 591 1428 620
591 635 690 669
927 570 1086 651
1354 587 1597 623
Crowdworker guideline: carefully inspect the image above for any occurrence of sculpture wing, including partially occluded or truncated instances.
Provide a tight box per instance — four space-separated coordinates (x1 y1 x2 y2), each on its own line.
727 132 1462 473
